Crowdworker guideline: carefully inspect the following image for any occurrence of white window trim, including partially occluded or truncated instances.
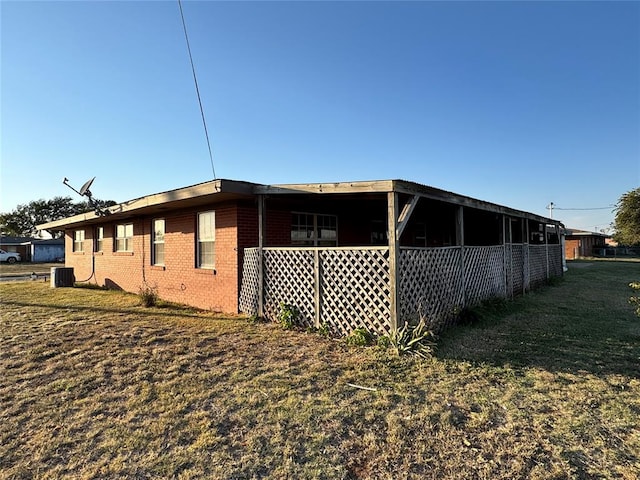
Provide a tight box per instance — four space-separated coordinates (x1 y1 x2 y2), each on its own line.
152 219 165 266
197 211 215 269
291 212 338 247
73 230 85 252
95 226 104 252
115 223 134 252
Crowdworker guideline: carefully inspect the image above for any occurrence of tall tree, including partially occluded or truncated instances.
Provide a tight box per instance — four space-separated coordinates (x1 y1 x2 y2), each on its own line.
613 187 640 246
0 196 115 238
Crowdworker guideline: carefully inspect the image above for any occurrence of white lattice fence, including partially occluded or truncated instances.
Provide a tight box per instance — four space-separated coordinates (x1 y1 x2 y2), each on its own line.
399 247 464 331
263 249 316 329
529 245 548 287
320 248 391 336
240 241 563 336
239 248 260 315
464 246 506 305
508 244 525 296
548 245 563 277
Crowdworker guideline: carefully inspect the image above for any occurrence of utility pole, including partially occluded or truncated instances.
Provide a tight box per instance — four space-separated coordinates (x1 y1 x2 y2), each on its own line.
546 202 555 219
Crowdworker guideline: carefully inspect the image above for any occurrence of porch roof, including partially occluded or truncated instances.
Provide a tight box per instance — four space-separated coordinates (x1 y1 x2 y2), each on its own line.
36 178 561 231
261 179 562 226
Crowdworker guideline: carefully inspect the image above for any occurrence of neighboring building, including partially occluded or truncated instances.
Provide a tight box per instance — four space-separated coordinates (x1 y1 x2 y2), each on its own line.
564 228 609 259
31 238 65 262
0 236 64 262
0 236 32 261
38 179 564 334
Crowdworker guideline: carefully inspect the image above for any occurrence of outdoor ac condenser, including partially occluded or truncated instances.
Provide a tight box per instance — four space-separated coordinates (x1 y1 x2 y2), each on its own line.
50 267 74 288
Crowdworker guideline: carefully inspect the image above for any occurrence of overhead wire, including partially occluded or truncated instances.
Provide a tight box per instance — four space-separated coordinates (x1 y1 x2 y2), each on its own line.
554 206 614 211
177 0 217 179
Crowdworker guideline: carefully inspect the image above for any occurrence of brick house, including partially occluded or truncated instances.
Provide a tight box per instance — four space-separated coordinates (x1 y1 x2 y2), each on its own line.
38 179 564 334
564 228 609 259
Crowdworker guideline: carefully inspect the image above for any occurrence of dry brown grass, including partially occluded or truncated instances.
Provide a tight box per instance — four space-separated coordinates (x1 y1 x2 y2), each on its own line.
1 261 639 479
0 263 60 277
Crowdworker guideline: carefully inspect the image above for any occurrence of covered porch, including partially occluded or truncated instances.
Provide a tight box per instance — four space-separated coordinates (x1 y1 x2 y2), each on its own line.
238 180 563 336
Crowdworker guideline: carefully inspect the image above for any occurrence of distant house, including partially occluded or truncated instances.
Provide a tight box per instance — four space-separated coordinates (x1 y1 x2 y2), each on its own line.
38 179 564 334
0 236 64 262
564 229 609 259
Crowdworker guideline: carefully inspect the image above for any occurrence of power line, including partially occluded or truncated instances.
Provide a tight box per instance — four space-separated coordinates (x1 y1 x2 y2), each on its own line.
554 206 614 211
178 0 217 180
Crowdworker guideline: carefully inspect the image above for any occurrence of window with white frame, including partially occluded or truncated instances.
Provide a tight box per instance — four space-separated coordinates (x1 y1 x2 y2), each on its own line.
115 223 134 252
73 230 85 252
152 219 165 266
197 211 215 268
291 213 337 247
95 226 104 252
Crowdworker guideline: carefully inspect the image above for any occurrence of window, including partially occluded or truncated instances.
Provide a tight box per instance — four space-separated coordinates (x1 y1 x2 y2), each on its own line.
370 220 387 245
73 230 85 252
414 222 427 247
95 226 104 252
291 213 337 247
115 223 134 252
197 211 215 268
291 213 314 245
152 219 165 265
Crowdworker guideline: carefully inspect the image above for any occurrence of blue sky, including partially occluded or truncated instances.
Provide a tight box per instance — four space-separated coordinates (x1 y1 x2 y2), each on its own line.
2 1 638 233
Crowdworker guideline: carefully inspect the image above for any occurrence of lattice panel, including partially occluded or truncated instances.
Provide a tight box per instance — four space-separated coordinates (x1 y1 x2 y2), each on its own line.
508 244 525 296
529 245 548 287
548 245 563 278
399 247 464 332
238 247 260 315
263 249 316 329
464 246 506 306
320 249 391 336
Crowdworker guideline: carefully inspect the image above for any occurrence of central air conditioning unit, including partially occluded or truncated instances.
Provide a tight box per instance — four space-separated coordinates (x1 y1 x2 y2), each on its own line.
50 267 75 288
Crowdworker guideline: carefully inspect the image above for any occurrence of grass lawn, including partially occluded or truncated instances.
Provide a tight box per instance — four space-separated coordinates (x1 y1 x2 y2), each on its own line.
1 260 638 479
0 263 61 277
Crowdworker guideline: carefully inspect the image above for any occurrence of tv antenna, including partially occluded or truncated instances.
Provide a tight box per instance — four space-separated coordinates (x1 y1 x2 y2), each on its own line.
63 177 111 216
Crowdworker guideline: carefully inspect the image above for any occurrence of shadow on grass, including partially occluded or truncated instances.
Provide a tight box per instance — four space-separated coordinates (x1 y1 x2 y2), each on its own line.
1 300 220 321
437 263 640 378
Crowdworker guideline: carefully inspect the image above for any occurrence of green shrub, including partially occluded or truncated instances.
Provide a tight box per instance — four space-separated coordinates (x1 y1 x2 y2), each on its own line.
278 303 299 330
388 319 437 359
317 322 331 337
629 282 640 317
138 283 159 308
345 327 374 347
247 314 265 324
376 335 391 349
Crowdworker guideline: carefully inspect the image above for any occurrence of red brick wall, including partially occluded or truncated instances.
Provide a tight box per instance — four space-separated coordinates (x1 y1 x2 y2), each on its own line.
62 195 392 311
565 239 580 260
64 203 246 313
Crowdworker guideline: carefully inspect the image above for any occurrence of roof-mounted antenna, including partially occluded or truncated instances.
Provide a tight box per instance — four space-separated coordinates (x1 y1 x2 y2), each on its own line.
63 177 111 216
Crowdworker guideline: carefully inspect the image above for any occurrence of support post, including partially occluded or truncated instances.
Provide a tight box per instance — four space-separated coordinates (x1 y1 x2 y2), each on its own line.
456 206 466 307
524 220 530 292
502 215 509 298
387 192 400 332
257 195 265 318
314 248 321 328
544 223 550 280
396 195 420 239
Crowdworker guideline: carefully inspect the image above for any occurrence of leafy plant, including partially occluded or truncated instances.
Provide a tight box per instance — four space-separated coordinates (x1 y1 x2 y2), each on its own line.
629 282 640 317
345 327 374 347
138 283 159 308
247 314 265 324
376 335 391 349
278 303 299 330
317 321 331 337
388 319 437 359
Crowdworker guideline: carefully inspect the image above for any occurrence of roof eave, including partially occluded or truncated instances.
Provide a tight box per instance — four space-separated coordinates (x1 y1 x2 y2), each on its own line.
37 179 262 231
